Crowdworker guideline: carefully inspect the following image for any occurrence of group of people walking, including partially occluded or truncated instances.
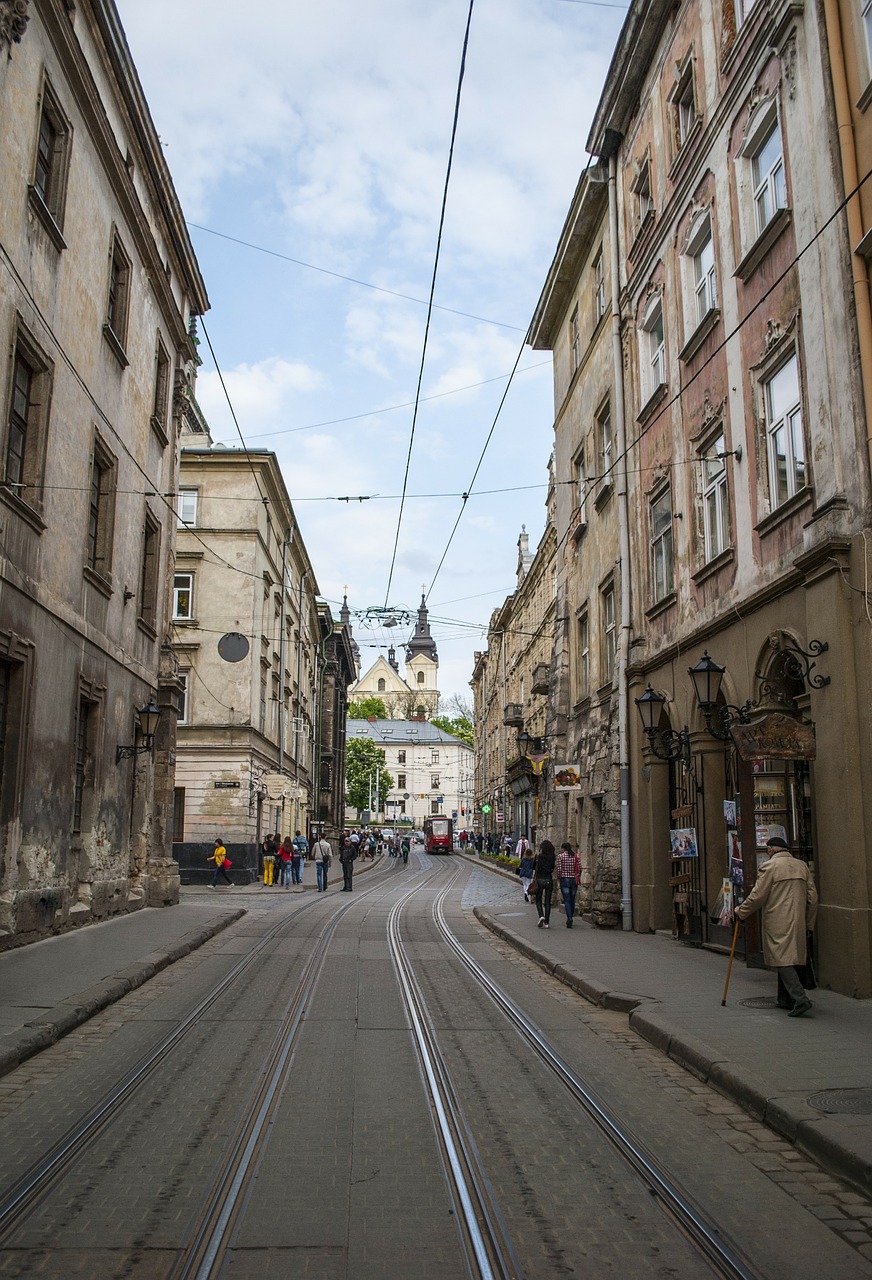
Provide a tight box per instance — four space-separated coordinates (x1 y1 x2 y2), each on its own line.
516 835 581 929
260 831 311 887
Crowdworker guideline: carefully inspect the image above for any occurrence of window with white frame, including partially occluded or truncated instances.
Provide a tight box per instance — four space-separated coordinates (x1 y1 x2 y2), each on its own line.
601 584 616 682
650 489 674 603
594 252 606 322
577 609 590 698
431 750 439 763
177 671 190 725
751 118 787 235
735 0 760 24
634 160 654 230
641 299 666 399
700 434 730 562
173 572 194 620
676 72 696 149
570 305 580 372
691 222 717 324
764 354 805 507
177 489 198 527
574 445 587 522
597 403 612 488
864 0 872 71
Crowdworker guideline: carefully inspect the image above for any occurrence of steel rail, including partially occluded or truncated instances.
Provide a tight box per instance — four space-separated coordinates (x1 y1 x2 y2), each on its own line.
431 882 760 1280
388 874 522 1280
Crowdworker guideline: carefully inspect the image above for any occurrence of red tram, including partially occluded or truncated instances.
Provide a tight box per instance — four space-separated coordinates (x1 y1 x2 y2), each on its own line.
423 816 453 854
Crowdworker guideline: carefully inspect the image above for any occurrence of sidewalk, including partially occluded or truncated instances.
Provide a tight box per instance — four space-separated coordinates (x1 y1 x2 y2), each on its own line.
0 850 375 1078
467 855 872 1197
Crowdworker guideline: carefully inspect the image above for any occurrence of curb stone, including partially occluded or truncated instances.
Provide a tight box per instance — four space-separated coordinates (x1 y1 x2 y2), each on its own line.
0 907 245 1081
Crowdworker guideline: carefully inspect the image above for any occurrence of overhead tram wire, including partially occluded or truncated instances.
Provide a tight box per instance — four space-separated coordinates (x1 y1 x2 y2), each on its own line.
199 317 271 517
186 222 524 333
383 0 477 608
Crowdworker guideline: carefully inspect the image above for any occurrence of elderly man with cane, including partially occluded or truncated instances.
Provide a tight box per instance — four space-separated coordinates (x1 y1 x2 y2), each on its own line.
733 836 818 1017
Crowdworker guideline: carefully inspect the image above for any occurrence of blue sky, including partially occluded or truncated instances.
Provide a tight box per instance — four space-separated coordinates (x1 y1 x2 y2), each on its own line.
116 0 626 703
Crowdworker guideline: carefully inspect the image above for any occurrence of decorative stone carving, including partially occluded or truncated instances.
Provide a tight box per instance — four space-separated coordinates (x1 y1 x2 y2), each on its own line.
0 0 29 49
781 31 797 101
764 319 782 352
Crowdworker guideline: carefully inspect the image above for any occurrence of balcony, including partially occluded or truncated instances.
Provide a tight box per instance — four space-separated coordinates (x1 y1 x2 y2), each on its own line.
503 702 524 727
531 663 550 696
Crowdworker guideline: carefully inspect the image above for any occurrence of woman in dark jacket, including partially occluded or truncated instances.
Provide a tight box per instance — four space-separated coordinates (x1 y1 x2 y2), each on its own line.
533 839 556 928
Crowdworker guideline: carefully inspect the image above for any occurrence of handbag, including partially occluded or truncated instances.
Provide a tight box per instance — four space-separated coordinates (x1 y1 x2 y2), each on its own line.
528 876 539 896
223 858 232 869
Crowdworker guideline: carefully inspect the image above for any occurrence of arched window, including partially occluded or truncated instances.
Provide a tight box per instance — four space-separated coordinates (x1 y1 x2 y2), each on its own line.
417 671 425 685
377 678 386 692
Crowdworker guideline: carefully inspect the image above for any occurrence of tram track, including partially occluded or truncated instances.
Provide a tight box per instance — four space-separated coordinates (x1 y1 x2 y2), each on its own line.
424 874 761 1280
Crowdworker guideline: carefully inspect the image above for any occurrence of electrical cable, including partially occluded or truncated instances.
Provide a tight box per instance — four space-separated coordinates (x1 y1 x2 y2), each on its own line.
383 0 477 608
186 221 525 332
199 317 271 515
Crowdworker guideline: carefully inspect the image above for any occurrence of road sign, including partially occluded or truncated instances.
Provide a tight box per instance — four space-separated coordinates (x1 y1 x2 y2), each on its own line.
497 811 504 823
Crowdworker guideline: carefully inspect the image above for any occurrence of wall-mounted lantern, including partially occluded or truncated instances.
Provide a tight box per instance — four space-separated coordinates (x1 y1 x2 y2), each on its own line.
116 700 162 764
634 685 691 764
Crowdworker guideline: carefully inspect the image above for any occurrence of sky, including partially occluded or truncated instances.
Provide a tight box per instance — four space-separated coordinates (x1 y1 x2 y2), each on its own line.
115 0 627 705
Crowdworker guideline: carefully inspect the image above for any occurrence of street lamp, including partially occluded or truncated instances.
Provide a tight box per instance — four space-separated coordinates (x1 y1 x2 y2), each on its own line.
116 700 162 764
634 685 690 764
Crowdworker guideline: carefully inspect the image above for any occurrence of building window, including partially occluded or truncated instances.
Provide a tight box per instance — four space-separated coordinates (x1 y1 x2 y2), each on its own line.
431 800 441 814
701 434 730 562
377 677 386 692
398 750 406 764
671 61 697 153
105 232 132 354
597 403 612 489
594 251 606 323
601 584 616 682
692 223 717 325
751 119 786 235
641 299 666 400
86 436 116 580
651 489 674 604
173 572 194 620
31 77 71 234
431 775 440 789
73 695 96 836
574 445 587 523
634 160 654 228
864 0 872 70
177 489 198 527
765 354 805 507
431 750 439 763
577 609 590 699
178 671 190 725
4 329 52 511
397 772 406 789
735 0 760 25
152 339 171 440
172 787 185 842
417 671 425 685
570 305 580 371
138 511 161 632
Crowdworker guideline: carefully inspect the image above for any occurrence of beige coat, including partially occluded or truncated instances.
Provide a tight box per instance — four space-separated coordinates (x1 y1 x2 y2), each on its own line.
735 850 818 967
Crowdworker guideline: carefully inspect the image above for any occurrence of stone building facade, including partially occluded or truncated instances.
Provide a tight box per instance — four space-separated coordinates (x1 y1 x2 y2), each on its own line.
345 719 474 834
0 0 207 944
347 595 439 720
171 440 325 882
470 523 556 847
527 0 872 994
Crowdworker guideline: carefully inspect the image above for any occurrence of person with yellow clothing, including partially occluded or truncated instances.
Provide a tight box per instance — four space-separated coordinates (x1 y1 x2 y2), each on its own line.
210 838 233 888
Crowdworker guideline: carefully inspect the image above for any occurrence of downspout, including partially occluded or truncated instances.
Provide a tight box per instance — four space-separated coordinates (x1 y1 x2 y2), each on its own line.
821 0 872 476
609 152 633 931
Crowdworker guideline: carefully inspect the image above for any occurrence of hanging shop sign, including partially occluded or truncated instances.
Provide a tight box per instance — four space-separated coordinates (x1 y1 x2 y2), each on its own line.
730 713 816 761
553 764 583 791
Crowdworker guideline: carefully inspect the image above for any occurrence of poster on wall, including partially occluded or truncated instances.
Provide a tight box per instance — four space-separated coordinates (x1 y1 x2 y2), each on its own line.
723 800 737 828
670 828 699 859
553 765 584 791
718 877 734 925
728 831 744 887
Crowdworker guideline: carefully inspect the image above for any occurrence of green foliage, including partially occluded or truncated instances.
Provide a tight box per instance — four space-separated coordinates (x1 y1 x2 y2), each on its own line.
345 737 393 811
348 696 388 720
430 714 474 747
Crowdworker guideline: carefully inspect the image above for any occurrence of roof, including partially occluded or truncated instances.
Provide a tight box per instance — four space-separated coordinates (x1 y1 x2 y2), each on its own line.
347 720 472 749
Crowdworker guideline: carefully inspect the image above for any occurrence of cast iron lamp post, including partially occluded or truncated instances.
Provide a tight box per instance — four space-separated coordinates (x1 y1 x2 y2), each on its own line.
634 685 691 764
116 700 162 763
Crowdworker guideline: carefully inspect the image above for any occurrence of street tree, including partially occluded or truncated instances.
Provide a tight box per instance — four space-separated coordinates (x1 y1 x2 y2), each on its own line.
345 738 393 812
348 696 388 720
431 714 474 747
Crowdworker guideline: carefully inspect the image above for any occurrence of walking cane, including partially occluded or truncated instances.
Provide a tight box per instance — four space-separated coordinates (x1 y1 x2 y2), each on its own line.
721 918 741 1006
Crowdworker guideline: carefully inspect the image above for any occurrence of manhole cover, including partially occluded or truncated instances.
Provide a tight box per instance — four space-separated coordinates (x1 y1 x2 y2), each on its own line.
740 997 779 1009
808 1089 872 1116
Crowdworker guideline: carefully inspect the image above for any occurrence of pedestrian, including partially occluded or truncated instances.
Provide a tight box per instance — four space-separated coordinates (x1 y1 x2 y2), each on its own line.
517 837 535 901
260 830 277 884
340 832 358 891
532 838 556 928
400 834 410 864
475 832 483 854
312 832 332 892
292 829 308 884
210 838 233 888
556 841 581 927
734 836 818 1016
262 834 278 886
278 835 293 887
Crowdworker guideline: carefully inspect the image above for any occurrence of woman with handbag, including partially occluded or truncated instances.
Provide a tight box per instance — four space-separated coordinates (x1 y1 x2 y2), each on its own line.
556 841 581 928
210 838 233 888
532 838 556 928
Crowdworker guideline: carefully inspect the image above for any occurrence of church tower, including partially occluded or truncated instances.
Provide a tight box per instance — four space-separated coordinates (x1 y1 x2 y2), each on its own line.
405 593 439 718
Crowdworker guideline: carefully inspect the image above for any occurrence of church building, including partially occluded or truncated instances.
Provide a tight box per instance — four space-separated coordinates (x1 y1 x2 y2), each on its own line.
347 595 439 719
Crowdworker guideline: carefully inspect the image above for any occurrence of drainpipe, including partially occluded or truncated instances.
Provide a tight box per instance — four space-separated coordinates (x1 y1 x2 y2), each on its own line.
609 152 633 931
821 0 872 478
